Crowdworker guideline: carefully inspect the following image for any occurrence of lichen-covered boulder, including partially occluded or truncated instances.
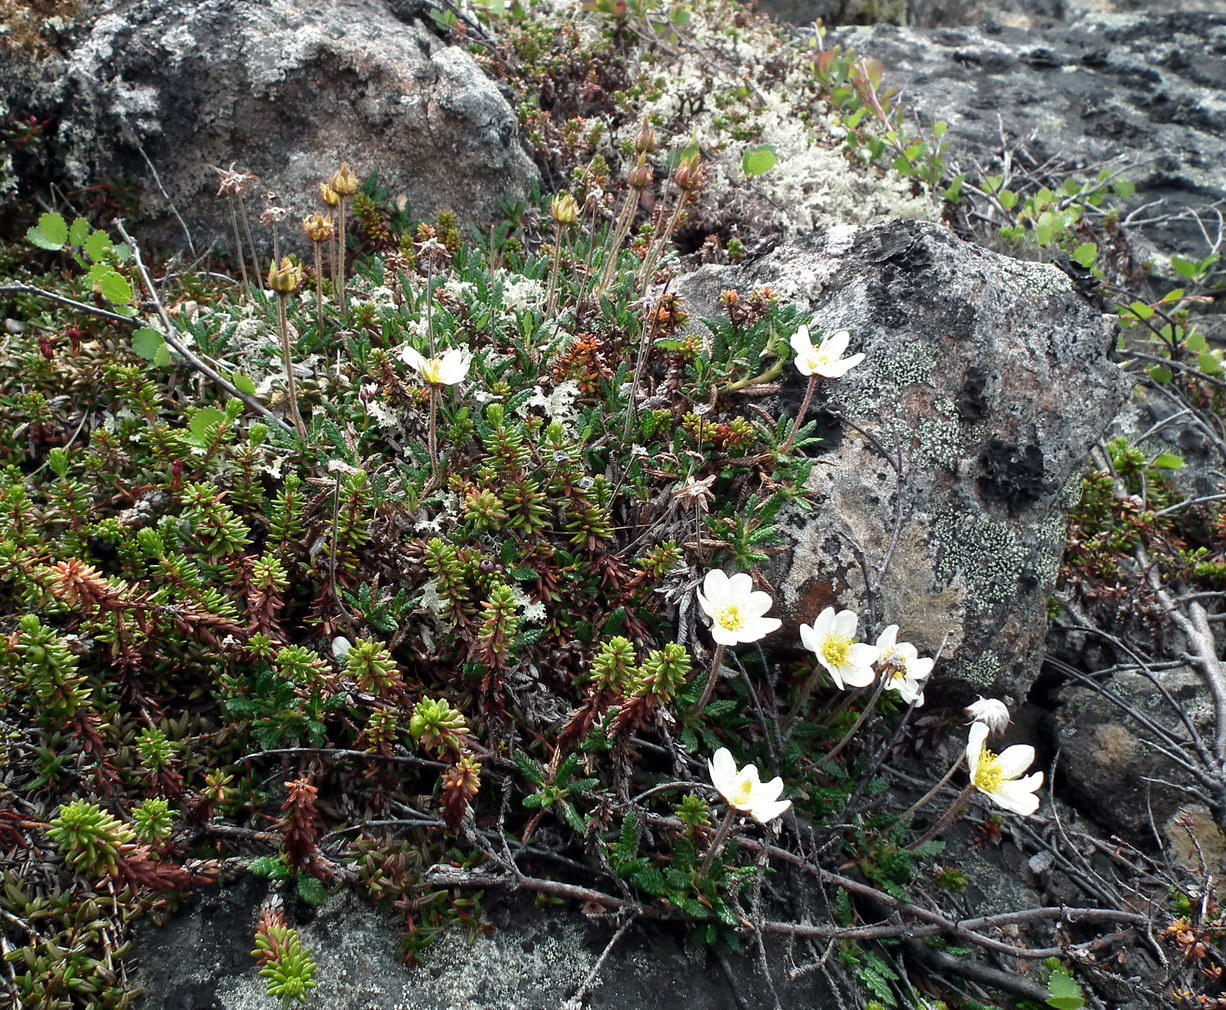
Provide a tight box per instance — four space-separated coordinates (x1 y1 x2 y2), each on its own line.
674 220 1126 699
0 0 537 252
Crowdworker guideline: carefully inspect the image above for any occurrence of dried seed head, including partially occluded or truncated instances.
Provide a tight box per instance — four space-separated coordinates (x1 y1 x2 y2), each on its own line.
267 257 303 294
318 182 340 208
301 213 335 244
673 151 704 192
213 164 257 198
549 192 580 226
627 154 653 190
329 162 359 196
632 117 658 155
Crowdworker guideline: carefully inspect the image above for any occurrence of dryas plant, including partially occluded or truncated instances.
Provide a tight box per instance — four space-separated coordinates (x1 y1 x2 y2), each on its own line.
0 124 1171 1009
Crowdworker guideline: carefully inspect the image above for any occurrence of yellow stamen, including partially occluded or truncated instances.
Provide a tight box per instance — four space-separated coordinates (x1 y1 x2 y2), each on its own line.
715 604 743 632
732 778 754 807
972 747 1004 794
821 633 852 668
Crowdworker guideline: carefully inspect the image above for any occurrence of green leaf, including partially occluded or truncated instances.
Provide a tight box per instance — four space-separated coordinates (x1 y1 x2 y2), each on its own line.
296 875 328 907
188 406 227 446
132 327 170 367
84 228 114 263
1198 351 1223 376
248 856 284 878
68 217 91 247
941 174 964 203
742 144 777 178
232 372 257 395
1151 452 1185 470
1170 256 1198 279
1045 968 1085 1010
1112 179 1136 199
88 264 133 306
1147 365 1173 384
514 750 544 786
998 189 1018 211
1071 242 1097 268
27 211 68 250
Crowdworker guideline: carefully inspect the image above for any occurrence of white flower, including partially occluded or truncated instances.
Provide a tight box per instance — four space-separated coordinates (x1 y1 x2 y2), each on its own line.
695 569 782 646
875 625 934 706
965 696 1011 736
400 345 472 386
708 747 791 824
966 721 1043 816
789 326 865 378
799 607 880 690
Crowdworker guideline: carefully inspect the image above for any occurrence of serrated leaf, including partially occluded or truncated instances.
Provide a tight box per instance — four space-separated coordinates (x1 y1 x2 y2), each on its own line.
248 856 283 878
27 212 68 250
742 144 777 178
68 217 90 247
84 228 114 263
296 875 328 907
188 406 226 446
514 750 544 786
998 189 1017 211
1147 365 1172 384
508 566 538 582
232 372 256 395
1045 968 1084 1010
1151 452 1184 470
132 327 167 365
1072 242 1097 268
89 265 133 306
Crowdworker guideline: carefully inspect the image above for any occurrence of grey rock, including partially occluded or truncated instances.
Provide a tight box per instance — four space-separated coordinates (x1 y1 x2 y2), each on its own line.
827 13 1226 270
0 0 537 254
674 219 1126 698
1050 664 1217 844
131 877 835 1009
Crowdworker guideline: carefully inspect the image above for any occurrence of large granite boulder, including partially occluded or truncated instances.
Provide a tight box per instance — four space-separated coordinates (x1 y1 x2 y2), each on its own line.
0 0 537 252
674 219 1127 699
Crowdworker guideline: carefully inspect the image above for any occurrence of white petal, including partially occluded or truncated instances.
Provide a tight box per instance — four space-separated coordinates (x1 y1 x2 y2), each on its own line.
798 623 818 654
836 663 876 689
822 330 851 357
755 775 785 803
989 774 1043 816
401 346 426 371
875 625 898 652
833 609 858 638
966 721 989 776
695 588 714 621
745 589 775 617
749 797 791 824
725 571 754 599
812 607 835 634
789 328 813 357
741 615 781 642
995 744 1036 780
709 748 736 790
848 643 880 668
703 569 730 602
910 657 935 680
710 624 740 647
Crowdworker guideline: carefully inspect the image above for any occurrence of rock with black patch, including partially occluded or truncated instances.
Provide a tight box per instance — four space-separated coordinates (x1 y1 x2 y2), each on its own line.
673 220 1127 699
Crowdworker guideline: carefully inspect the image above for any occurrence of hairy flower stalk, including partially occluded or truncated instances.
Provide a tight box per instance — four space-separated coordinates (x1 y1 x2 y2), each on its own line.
268 258 307 439
781 326 865 453
328 162 359 316
701 748 790 875
546 192 578 317
694 569 780 712
598 121 656 294
302 214 334 332
401 345 471 474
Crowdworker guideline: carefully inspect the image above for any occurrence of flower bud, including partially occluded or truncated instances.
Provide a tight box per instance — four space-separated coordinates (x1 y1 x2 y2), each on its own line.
627 154 653 190
965 696 1011 736
302 213 335 244
632 117 658 155
674 152 704 192
318 182 340 208
329 162 359 196
267 257 303 294
549 192 580 226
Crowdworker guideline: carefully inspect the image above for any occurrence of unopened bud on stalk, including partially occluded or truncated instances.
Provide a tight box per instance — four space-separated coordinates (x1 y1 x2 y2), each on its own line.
674 152 704 192
632 117 658 155
549 192 580 226
329 162 359 196
319 182 340 208
301 213 335 244
627 154 653 190
267 257 303 294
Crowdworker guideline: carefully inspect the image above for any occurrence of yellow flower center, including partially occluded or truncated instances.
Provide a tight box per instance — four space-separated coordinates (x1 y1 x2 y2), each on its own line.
731 778 754 808
715 604 743 632
821 633 852 668
419 358 444 384
972 747 1004 794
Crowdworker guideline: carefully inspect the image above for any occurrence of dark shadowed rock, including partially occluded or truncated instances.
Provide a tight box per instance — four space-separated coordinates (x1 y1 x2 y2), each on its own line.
828 13 1226 270
131 877 835 1009
1050 664 1217 845
0 0 537 254
674 220 1126 699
